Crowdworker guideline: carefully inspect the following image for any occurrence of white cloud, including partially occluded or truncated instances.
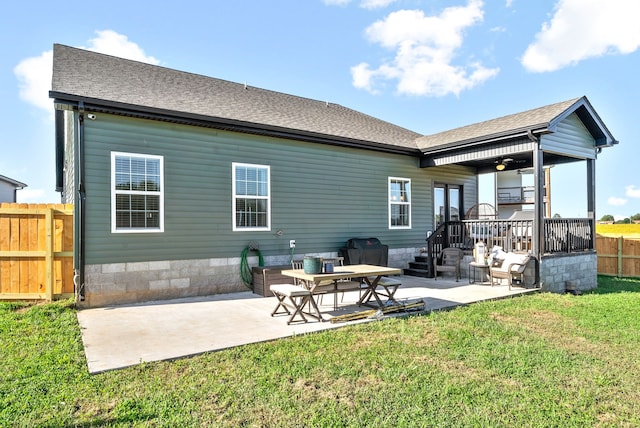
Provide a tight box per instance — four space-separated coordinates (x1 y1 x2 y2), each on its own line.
351 62 381 93
625 185 640 198
360 0 399 9
351 0 499 96
16 188 46 203
13 50 53 111
608 196 627 206
521 0 640 72
83 30 160 65
14 30 159 113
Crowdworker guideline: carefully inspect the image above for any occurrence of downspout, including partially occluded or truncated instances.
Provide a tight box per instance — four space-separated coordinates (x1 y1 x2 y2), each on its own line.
75 102 87 301
528 129 543 286
13 186 23 203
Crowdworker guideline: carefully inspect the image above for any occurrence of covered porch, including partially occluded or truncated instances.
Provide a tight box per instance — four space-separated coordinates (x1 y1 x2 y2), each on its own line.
415 96 617 293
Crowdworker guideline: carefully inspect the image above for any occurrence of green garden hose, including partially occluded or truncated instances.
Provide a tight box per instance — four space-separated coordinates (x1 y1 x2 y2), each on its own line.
240 244 264 290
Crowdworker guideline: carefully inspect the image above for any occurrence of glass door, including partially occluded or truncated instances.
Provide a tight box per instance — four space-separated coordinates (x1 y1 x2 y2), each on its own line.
449 186 460 221
434 186 445 227
434 184 462 228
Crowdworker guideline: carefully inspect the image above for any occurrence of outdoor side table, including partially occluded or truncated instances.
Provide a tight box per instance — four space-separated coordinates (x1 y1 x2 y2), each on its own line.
468 261 490 284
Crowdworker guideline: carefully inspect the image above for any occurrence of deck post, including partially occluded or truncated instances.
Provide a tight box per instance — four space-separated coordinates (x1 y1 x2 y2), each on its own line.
532 137 544 288
532 139 544 260
587 158 596 249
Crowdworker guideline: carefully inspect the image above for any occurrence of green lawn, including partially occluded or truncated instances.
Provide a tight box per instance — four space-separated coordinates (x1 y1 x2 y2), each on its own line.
1 276 639 427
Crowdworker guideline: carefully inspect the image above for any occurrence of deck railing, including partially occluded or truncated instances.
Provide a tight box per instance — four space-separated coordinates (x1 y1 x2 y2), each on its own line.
497 186 535 204
543 218 593 253
426 218 593 276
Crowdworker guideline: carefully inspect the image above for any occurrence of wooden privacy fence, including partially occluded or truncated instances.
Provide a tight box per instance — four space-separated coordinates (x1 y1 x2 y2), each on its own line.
596 235 640 278
0 203 74 301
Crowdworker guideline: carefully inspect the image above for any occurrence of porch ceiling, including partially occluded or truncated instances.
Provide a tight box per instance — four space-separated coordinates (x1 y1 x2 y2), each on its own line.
419 140 581 173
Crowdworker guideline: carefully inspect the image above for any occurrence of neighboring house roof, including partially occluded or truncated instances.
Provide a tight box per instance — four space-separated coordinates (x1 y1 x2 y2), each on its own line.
416 96 618 153
50 44 422 153
0 174 27 189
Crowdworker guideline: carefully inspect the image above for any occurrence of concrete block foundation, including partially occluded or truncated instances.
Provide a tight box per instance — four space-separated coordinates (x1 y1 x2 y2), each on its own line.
539 252 597 293
82 257 248 308
80 247 421 308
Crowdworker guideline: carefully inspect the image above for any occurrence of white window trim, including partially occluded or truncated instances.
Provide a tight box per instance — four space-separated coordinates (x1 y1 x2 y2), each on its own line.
388 176 411 229
232 162 271 232
111 151 164 234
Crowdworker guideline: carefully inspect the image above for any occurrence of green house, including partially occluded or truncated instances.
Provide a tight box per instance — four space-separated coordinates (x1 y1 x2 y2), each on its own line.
50 44 617 307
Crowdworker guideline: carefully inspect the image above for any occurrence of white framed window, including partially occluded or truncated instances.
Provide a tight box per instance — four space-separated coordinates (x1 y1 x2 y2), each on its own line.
111 152 164 233
232 163 271 231
389 177 411 229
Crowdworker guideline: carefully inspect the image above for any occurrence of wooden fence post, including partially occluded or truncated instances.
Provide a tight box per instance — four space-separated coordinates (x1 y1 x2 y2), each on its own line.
46 208 54 301
617 236 623 278
0 203 74 302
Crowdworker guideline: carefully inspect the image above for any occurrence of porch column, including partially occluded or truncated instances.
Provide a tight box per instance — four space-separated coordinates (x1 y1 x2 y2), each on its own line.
533 144 544 259
587 158 596 247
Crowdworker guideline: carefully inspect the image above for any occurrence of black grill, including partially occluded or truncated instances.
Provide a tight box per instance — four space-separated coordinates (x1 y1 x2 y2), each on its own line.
339 238 388 266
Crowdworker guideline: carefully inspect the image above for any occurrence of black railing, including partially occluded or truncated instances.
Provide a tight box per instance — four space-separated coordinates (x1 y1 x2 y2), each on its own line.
462 219 533 252
425 218 593 276
497 186 535 204
544 218 593 253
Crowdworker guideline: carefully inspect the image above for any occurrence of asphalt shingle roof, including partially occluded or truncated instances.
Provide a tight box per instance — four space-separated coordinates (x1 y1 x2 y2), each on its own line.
50 44 422 150
414 97 583 151
51 45 611 155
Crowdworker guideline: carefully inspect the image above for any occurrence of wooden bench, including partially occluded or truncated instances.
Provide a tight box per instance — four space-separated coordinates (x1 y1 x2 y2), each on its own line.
359 276 402 306
270 283 321 324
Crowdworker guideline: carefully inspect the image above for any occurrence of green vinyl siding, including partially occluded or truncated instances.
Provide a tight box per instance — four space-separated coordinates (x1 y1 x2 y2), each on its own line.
541 112 596 159
82 113 476 264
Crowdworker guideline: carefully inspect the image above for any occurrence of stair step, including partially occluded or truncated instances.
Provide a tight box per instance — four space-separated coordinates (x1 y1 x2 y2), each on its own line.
404 268 431 278
409 261 429 270
415 255 429 263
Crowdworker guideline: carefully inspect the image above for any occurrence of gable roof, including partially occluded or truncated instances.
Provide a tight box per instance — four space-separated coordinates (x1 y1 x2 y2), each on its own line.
416 96 618 153
0 174 27 189
50 44 617 160
50 44 422 153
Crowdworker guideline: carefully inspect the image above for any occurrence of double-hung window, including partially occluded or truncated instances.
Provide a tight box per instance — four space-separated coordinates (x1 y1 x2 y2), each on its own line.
233 163 270 231
389 177 411 229
111 152 164 233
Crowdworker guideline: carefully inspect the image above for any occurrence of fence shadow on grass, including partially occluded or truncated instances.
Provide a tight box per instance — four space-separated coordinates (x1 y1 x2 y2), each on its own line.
591 275 640 295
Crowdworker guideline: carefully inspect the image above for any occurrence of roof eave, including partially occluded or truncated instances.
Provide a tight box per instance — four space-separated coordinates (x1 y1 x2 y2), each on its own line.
419 125 550 155
548 96 618 147
0 175 27 189
50 92 420 156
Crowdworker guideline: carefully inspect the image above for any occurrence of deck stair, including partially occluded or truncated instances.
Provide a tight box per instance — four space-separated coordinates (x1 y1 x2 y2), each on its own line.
403 253 431 277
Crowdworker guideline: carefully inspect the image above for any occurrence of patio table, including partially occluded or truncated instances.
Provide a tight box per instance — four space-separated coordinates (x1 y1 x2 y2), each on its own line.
281 264 402 320
468 261 490 284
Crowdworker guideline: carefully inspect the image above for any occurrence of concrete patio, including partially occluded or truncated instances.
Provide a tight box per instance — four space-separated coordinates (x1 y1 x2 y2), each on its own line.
76 275 538 374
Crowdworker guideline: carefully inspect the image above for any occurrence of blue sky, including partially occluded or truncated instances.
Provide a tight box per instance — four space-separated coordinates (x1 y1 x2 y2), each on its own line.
2 0 639 219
